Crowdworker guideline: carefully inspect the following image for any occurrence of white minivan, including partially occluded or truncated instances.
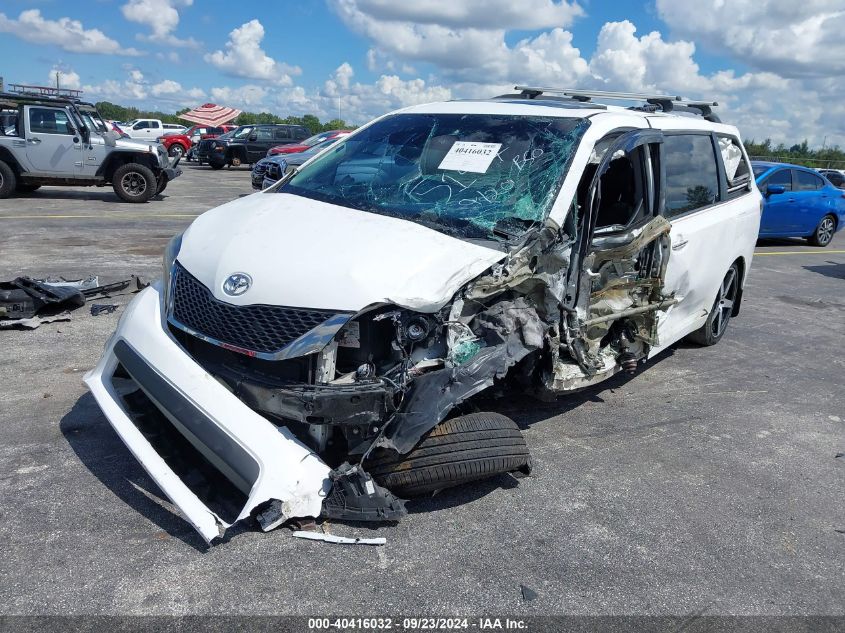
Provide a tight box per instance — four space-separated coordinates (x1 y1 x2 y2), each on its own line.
85 88 762 542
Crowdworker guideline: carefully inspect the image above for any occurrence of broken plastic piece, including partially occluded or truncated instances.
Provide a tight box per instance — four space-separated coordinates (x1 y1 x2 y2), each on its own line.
0 277 85 320
292 531 386 546
90 304 119 316
321 462 406 522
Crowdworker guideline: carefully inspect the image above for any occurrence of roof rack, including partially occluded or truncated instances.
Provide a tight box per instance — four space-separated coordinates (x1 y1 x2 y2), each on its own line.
513 86 721 122
8 83 83 99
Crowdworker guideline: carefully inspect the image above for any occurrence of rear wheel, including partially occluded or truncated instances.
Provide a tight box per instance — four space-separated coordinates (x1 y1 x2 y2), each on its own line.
168 144 185 159
112 163 156 203
687 263 739 346
0 160 17 198
209 161 224 170
808 214 836 247
366 412 531 497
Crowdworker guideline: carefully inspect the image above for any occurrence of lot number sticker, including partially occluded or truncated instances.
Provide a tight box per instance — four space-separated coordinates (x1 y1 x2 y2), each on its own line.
438 141 502 173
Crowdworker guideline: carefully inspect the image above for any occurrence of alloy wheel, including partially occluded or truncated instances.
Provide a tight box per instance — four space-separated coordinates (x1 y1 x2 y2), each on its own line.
121 172 147 197
711 267 737 339
817 217 835 246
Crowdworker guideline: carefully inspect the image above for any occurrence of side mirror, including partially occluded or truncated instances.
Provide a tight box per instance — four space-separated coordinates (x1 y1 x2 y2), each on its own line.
766 184 786 196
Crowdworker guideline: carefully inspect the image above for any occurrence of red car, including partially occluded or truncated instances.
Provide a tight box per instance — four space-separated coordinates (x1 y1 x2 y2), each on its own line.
266 129 351 157
158 124 236 159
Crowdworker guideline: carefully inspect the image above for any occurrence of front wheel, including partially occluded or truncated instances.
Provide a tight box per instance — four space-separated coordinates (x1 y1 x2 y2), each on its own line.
168 144 185 159
808 214 836 247
209 162 224 170
112 163 156 203
366 412 531 497
156 177 168 195
687 263 740 346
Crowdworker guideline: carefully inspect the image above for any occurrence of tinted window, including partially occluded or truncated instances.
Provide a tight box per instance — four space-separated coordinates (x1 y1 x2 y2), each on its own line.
29 107 73 135
664 134 719 216
794 170 824 191
274 128 291 140
254 127 274 141
151 121 161 128
767 169 792 191
752 164 771 178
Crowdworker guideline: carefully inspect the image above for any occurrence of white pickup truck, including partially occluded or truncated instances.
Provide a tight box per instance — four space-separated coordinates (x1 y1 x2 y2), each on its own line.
122 118 185 140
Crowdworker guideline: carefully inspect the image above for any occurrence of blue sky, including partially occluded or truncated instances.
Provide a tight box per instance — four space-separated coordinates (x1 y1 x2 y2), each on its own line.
1 1 843 146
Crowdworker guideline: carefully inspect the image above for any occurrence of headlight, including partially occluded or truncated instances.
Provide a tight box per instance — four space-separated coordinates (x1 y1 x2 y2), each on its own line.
161 231 183 315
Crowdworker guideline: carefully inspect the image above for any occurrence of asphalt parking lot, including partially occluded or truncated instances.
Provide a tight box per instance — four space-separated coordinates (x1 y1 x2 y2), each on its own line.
0 165 843 616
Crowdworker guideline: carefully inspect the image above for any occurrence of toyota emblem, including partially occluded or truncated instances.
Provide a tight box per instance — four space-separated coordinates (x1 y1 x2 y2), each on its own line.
222 272 252 296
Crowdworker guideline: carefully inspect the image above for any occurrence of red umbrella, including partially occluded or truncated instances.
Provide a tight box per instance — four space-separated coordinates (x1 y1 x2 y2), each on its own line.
178 103 242 127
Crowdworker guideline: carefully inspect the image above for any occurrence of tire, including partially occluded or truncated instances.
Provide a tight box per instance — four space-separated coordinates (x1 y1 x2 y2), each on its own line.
15 183 40 193
687 262 740 346
209 161 224 170
366 412 531 497
156 177 168 195
112 163 156 203
0 160 17 198
168 144 185 159
808 214 836 247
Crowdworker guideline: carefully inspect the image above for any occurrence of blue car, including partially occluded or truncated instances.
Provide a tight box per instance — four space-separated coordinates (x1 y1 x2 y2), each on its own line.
753 161 845 246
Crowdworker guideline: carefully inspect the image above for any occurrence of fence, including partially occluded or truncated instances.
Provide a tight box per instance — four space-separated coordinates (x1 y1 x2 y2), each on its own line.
749 155 845 171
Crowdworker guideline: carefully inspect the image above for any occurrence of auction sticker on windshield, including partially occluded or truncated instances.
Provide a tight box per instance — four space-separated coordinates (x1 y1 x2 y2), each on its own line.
438 141 502 173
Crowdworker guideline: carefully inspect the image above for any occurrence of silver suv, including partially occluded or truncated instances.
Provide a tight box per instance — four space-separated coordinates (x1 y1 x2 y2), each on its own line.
0 90 181 202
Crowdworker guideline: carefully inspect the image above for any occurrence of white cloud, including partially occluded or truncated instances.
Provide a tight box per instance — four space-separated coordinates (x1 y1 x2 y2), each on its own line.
150 79 205 101
349 0 583 29
656 0 845 77
204 20 301 84
210 85 269 109
121 0 198 47
0 9 142 56
83 69 148 101
48 67 81 91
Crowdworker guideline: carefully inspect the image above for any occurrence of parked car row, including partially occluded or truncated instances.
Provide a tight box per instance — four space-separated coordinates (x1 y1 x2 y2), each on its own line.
754 161 845 246
251 133 351 189
158 124 237 160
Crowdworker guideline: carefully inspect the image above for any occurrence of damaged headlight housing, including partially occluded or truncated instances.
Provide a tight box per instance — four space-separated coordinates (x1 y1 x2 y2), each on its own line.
161 231 183 312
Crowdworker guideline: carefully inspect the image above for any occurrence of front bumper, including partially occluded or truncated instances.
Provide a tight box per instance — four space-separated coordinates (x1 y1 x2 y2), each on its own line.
83 283 331 543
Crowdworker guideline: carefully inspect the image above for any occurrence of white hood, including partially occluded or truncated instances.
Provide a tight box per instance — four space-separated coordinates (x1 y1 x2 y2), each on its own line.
177 192 506 312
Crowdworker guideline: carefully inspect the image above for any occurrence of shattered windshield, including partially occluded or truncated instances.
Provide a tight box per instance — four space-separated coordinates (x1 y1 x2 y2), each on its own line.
277 113 589 242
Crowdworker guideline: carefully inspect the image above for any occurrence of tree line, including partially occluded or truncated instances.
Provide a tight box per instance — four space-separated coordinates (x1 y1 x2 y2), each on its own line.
745 138 845 170
94 101 352 134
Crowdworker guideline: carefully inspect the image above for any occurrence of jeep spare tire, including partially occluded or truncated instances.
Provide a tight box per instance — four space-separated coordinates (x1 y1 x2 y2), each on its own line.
0 160 17 199
366 412 531 497
113 163 156 203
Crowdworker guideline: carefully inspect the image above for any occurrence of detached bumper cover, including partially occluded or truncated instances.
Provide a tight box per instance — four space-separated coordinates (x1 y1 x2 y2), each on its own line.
83 284 331 543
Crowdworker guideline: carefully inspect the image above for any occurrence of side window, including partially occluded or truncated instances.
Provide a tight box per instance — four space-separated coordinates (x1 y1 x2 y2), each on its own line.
794 170 824 191
296 127 310 140
151 121 161 129
29 107 73 135
766 169 792 191
255 127 274 141
274 128 291 140
133 121 149 130
663 134 719 217
717 136 751 198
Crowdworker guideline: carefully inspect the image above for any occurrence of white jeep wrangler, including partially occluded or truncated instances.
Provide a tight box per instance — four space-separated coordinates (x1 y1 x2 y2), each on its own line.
85 87 762 542
0 91 181 202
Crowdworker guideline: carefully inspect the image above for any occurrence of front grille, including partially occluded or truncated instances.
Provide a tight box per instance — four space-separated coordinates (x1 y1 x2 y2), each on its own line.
169 263 338 355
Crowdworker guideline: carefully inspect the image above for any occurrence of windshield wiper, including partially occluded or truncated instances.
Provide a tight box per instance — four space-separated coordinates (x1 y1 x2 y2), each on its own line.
491 217 538 241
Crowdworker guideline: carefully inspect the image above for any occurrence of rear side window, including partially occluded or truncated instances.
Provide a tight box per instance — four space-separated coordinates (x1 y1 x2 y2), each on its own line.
274 127 291 140
663 134 719 216
794 170 824 191
717 136 751 198
766 169 792 191
254 127 274 141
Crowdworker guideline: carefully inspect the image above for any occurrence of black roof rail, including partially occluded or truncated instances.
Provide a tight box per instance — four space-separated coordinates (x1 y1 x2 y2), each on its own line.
512 86 721 122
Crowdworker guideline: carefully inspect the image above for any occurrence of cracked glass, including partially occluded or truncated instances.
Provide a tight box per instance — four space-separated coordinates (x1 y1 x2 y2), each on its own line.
277 113 590 242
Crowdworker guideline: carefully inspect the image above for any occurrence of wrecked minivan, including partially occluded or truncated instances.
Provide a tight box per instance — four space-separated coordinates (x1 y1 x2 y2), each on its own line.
85 88 762 543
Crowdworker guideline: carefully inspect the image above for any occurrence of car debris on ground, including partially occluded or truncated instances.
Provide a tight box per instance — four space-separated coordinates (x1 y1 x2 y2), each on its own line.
0 275 148 329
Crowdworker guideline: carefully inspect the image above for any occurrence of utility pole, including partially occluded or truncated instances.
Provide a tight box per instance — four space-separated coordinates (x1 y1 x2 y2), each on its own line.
56 71 60 90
